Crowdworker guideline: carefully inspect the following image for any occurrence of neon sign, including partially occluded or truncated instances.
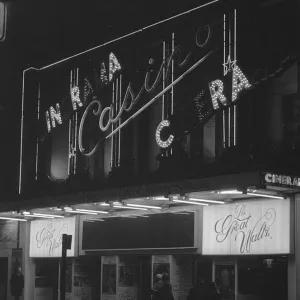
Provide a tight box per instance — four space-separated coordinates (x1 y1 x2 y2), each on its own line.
264 173 300 188
43 22 251 155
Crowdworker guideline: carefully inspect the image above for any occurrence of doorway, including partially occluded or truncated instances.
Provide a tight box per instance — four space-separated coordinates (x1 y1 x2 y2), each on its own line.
213 261 236 300
0 257 8 300
138 256 152 300
35 259 59 300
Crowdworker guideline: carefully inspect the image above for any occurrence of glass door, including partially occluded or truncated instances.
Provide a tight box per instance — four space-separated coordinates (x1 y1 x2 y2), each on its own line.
213 261 236 300
138 256 152 300
0 257 8 300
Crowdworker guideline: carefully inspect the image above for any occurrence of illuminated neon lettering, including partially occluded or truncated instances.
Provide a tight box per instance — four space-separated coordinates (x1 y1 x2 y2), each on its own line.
209 79 228 110
232 65 251 102
45 111 51 132
264 173 272 183
109 52 121 82
45 104 62 132
196 25 211 48
70 86 83 111
156 120 174 148
78 50 213 156
100 62 109 84
83 78 94 103
78 100 102 156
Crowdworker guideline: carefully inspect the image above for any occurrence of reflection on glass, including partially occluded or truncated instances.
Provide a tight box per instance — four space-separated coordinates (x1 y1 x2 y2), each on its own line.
102 264 116 295
215 265 235 300
118 266 137 287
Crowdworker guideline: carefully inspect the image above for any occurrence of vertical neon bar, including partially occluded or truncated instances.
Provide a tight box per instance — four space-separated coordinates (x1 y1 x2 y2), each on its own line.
115 78 119 167
19 67 40 194
228 12 231 147
68 119 71 175
171 33 174 115
118 74 122 167
111 82 115 168
74 68 79 174
69 69 73 175
223 14 226 76
35 82 41 180
171 33 175 155
222 14 226 148
74 112 78 174
233 9 237 146
222 110 226 148
162 41 166 120
18 73 26 194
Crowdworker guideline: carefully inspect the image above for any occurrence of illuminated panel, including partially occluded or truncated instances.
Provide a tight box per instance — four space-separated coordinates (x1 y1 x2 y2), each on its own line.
29 217 76 257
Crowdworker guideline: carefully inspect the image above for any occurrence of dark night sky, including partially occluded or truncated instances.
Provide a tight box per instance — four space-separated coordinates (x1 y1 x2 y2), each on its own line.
0 0 292 198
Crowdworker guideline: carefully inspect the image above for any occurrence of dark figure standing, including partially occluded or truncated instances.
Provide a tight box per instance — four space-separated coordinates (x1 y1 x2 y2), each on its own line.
10 267 24 300
153 273 174 300
187 277 206 300
207 282 221 300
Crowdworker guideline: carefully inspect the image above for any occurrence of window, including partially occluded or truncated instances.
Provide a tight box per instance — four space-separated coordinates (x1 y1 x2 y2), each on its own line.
0 2 6 42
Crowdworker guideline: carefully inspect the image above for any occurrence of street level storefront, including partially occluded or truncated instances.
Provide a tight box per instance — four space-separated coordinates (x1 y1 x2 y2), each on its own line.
79 210 201 300
202 198 292 300
23 216 90 300
0 220 23 300
75 195 295 300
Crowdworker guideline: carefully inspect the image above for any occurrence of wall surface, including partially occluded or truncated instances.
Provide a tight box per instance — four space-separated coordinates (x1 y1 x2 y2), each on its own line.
291 194 300 300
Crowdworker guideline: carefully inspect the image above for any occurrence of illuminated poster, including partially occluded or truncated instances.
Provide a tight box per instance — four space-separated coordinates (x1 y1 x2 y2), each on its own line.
172 257 193 300
29 217 76 258
202 199 290 255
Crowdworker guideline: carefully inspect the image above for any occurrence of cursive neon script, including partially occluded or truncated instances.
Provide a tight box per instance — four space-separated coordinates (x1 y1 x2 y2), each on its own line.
214 204 276 253
78 25 213 156
36 223 68 256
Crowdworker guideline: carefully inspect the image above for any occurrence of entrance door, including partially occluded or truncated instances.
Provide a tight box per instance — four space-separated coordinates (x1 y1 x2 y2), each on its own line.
139 256 152 300
35 259 59 300
0 257 8 300
214 262 236 300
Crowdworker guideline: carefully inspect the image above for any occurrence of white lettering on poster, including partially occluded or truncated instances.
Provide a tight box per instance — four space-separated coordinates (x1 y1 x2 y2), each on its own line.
202 199 290 255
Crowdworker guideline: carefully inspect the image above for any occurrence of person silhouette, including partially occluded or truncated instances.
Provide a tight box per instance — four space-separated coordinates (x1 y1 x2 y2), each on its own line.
10 266 24 300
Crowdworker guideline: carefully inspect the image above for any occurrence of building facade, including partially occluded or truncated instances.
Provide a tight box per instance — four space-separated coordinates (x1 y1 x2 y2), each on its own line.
0 0 298 299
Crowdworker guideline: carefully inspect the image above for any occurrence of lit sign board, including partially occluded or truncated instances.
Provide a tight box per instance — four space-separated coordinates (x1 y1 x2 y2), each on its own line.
202 199 290 255
36 2 251 160
263 172 300 189
29 217 76 258
21 1 294 189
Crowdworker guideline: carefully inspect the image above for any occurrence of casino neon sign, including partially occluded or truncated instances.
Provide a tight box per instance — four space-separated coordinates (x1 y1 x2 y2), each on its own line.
44 37 251 156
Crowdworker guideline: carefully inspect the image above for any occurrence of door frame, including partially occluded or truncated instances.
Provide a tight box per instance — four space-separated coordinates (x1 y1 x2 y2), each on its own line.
212 259 238 300
0 249 12 300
